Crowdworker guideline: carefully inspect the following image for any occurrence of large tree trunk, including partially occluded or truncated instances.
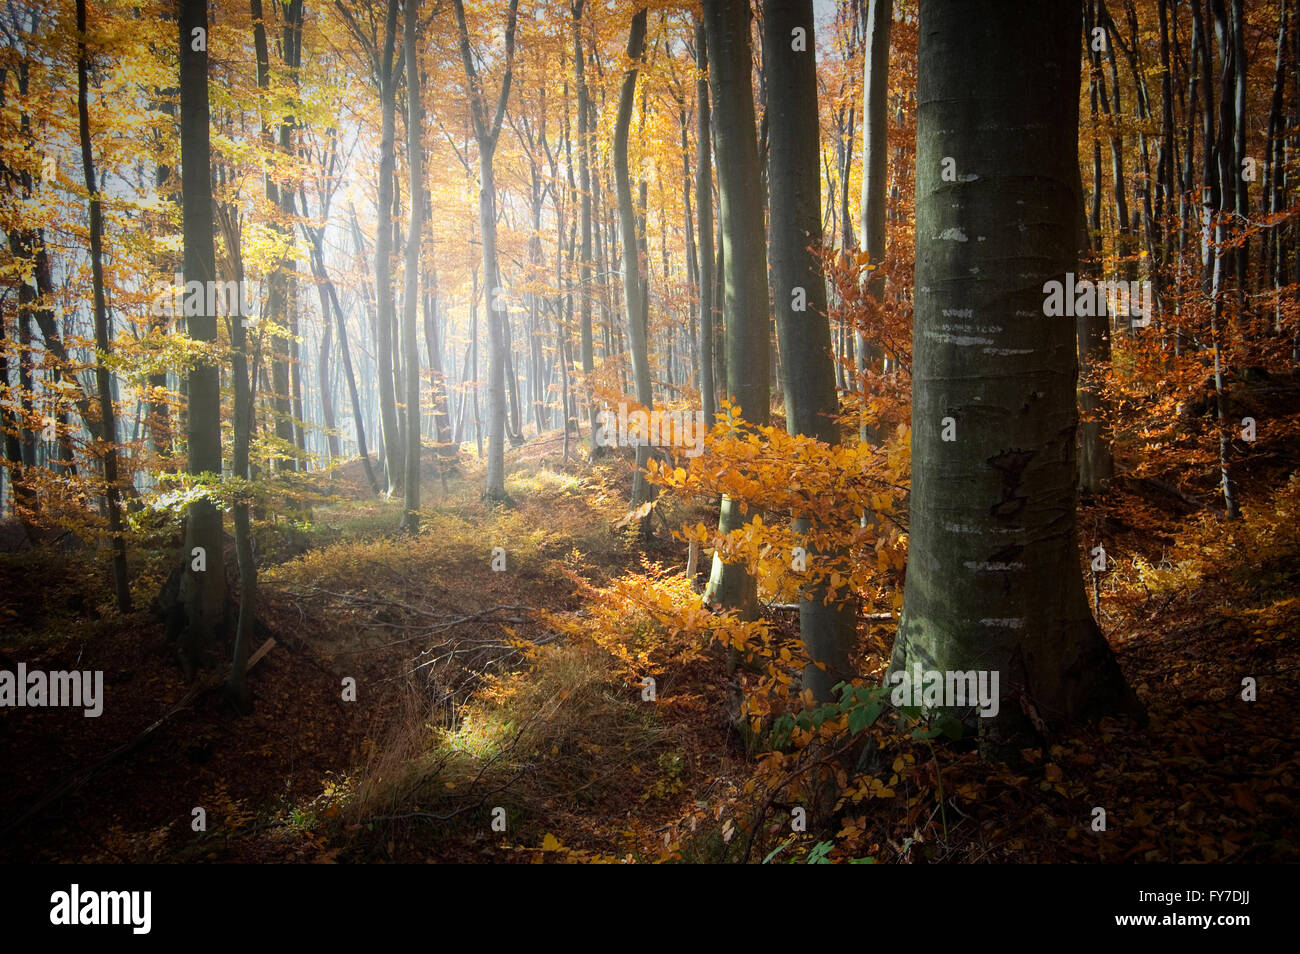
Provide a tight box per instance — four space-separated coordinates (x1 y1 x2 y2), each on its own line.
614 9 654 508
701 0 770 619
765 0 854 701
402 0 422 532
177 0 227 677
373 0 404 494
77 0 131 611
890 0 1139 751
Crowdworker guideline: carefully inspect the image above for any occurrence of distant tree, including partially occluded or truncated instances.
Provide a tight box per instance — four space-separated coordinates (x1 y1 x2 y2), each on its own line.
452 0 521 503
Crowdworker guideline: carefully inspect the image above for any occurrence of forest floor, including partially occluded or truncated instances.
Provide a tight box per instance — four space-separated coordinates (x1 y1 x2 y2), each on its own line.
2 412 1299 863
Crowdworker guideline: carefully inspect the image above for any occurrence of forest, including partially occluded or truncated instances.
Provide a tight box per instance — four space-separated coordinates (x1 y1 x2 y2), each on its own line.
0 0 1297 870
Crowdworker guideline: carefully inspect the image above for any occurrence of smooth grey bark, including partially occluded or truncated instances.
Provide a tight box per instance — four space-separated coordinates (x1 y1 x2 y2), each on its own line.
76 0 131 611
702 0 770 619
765 0 855 701
178 0 227 677
857 0 891 442
573 0 599 453
283 2 305 470
890 0 1139 749
1209 0 1241 518
695 15 717 430
453 0 520 502
614 9 653 509
374 0 404 494
402 0 422 532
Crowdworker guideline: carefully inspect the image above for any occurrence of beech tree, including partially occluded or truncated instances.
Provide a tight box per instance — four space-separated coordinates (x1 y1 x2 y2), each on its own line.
614 7 652 509
453 0 521 503
402 0 423 532
764 0 854 701
890 0 1139 747
76 0 130 611
176 0 227 677
374 0 404 493
702 0 770 619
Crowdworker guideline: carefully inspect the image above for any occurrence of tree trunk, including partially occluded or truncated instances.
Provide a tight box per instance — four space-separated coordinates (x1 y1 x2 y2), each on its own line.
765 0 854 701
614 9 654 509
858 0 891 442
317 298 339 462
220 197 258 713
373 0 404 494
77 0 131 611
454 0 520 502
891 0 1139 751
424 265 453 455
702 0 770 619
695 14 717 431
1230 0 1248 291
178 0 227 677
1077 166 1114 496
402 0 422 532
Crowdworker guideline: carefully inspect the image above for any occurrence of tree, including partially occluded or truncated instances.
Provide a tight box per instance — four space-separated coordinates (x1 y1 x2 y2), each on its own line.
857 0 890 434
214 170 258 714
374 0 405 494
890 0 1138 749
177 0 227 677
613 7 653 509
694 13 716 431
452 0 521 503
401 0 423 532
702 0 770 619
764 0 854 701
573 0 599 454
76 0 130 611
